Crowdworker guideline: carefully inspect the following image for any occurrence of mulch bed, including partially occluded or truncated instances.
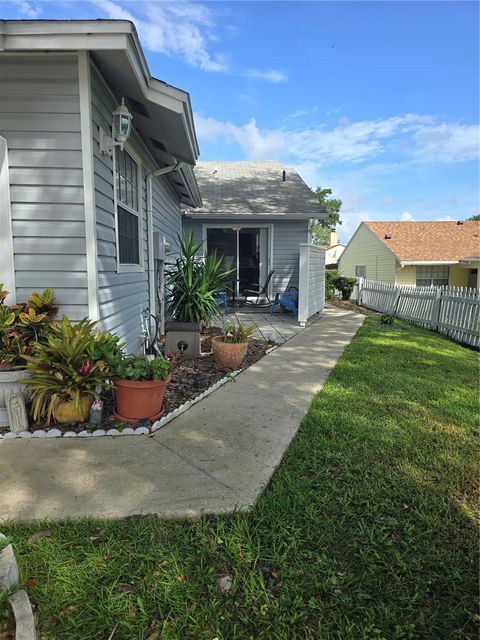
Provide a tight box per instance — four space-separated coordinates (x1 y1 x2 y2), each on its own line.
328 299 378 315
1 327 270 436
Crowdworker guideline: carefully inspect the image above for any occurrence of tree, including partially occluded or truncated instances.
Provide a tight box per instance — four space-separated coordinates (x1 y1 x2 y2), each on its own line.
311 187 342 245
467 214 480 221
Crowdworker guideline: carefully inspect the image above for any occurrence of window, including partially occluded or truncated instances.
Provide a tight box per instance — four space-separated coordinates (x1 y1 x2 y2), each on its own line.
416 265 449 287
355 265 366 277
115 146 140 265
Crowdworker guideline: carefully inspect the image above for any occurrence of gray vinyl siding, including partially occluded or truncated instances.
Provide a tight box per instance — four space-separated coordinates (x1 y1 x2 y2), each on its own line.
0 54 88 319
90 62 182 352
182 217 309 292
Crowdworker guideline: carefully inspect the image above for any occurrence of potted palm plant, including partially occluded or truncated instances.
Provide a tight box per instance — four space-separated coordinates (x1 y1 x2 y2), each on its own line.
22 316 112 424
0 285 57 427
108 353 172 423
165 233 234 357
212 320 257 369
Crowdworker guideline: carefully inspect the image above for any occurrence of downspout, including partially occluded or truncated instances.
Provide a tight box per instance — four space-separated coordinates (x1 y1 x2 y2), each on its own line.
146 161 183 337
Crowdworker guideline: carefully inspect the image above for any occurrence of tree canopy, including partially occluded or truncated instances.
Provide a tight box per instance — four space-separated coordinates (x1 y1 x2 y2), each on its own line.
311 187 342 245
466 214 480 221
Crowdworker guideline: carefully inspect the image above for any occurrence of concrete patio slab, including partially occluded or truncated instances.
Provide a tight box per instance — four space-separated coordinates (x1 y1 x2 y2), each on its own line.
0 306 364 522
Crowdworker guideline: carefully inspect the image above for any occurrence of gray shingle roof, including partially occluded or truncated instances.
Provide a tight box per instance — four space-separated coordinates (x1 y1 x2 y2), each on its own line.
186 161 325 218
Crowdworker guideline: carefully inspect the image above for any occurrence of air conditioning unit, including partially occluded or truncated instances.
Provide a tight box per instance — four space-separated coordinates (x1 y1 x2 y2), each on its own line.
153 231 171 261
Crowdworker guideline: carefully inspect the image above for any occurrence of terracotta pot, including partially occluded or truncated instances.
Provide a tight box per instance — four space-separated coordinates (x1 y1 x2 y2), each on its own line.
113 376 171 424
211 336 248 369
53 394 93 423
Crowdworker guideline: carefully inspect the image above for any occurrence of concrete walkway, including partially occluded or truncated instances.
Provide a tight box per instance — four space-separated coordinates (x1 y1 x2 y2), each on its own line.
0 306 364 522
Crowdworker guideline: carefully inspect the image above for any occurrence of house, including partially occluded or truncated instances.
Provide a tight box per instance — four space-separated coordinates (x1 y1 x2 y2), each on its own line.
0 19 202 351
319 229 345 268
339 220 480 289
182 161 326 299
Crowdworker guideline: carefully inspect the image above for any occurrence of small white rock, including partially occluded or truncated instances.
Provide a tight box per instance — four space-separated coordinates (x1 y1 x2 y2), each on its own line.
134 426 149 435
120 427 135 435
18 431 32 439
106 428 120 436
32 430 46 438
3 432 17 440
77 430 91 437
63 431 77 438
46 428 62 438
92 429 106 437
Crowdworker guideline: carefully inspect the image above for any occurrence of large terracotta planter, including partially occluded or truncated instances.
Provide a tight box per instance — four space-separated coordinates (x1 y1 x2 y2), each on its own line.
0 368 31 427
113 376 171 423
211 337 248 369
53 394 93 423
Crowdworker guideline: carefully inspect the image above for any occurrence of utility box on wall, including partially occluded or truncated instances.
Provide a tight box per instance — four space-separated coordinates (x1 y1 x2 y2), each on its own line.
165 322 202 357
153 231 171 261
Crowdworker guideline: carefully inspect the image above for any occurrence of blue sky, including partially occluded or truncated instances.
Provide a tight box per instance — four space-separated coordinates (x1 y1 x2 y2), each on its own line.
2 0 478 241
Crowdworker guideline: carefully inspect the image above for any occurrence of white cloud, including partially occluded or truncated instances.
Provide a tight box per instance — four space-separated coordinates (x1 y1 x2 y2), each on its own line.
400 211 413 221
12 0 41 18
434 215 455 221
243 69 288 83
91 0 228 72
196 111 479 167
195 114 286 159
411 123 479 162
90 0 287 81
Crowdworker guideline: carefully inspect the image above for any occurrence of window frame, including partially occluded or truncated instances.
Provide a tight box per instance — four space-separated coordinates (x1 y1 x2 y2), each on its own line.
415 265 449 287
355 265 366 278
113 144 144 273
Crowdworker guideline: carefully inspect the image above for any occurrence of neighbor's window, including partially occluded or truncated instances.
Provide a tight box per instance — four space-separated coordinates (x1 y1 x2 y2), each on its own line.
355 265 366 277
416 265 449 287
115 146 140 265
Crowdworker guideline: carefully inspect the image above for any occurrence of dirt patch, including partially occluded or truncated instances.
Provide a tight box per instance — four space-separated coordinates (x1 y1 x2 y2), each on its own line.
1 327 270 436
327 300 377 315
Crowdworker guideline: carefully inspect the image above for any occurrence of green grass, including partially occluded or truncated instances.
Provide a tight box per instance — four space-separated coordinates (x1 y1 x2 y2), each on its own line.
2 318 478 640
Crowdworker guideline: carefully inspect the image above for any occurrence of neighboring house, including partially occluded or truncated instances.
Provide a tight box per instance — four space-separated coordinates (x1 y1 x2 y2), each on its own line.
182 161 326 298
0 20 201 351
319 230 345 267
339 221 480 289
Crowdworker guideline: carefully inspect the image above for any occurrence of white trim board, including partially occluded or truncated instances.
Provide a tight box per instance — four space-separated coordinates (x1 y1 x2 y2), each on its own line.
78 50 99 321
0 136 16 304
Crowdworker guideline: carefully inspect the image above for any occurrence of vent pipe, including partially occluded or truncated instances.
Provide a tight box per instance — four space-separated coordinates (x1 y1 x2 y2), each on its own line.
282 170 286 182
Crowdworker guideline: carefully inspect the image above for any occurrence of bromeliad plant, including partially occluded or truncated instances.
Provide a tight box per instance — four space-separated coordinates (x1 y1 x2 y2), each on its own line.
166 232 234 324
22 316 112 424
0 285 57 367
223 320 257 344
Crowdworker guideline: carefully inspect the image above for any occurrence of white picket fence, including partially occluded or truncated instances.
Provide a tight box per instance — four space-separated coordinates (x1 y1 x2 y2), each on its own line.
357 278 480 348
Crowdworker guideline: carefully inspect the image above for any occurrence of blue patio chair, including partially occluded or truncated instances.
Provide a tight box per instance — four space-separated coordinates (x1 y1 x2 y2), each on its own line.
270 288 298 316
216 291 228 315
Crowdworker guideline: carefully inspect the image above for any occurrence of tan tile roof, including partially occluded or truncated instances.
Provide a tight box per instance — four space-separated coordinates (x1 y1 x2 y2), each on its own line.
364 220 480 262
189 161 325 217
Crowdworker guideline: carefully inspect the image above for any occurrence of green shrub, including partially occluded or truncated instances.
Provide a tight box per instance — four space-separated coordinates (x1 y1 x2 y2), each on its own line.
380 313 394 325
108 353 171 382
325 268 338 300
332 276 357 300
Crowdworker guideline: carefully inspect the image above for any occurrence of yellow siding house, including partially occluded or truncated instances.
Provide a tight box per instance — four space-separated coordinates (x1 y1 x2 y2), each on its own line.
339 220 480 289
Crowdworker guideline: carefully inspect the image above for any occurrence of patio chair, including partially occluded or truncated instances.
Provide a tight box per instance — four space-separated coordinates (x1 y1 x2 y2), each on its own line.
270 287 298 316
243 270 275 306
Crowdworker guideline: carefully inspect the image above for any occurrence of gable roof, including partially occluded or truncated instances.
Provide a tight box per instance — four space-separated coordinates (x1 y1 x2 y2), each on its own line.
0 19 201 207
184 161 325 218
363 220 480 262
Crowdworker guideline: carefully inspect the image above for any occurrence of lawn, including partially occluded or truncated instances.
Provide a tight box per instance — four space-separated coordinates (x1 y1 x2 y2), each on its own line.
1 317 478 640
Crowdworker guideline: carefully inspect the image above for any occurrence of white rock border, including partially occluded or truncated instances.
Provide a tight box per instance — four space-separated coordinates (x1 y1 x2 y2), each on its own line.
0 532 37 639
0 365 258 441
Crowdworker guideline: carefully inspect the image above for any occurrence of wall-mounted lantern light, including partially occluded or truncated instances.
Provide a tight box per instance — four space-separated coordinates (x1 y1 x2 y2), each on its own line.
99 97 133 156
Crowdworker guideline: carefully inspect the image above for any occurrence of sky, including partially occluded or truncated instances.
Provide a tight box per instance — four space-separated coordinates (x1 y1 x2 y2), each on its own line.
1 0 479 241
